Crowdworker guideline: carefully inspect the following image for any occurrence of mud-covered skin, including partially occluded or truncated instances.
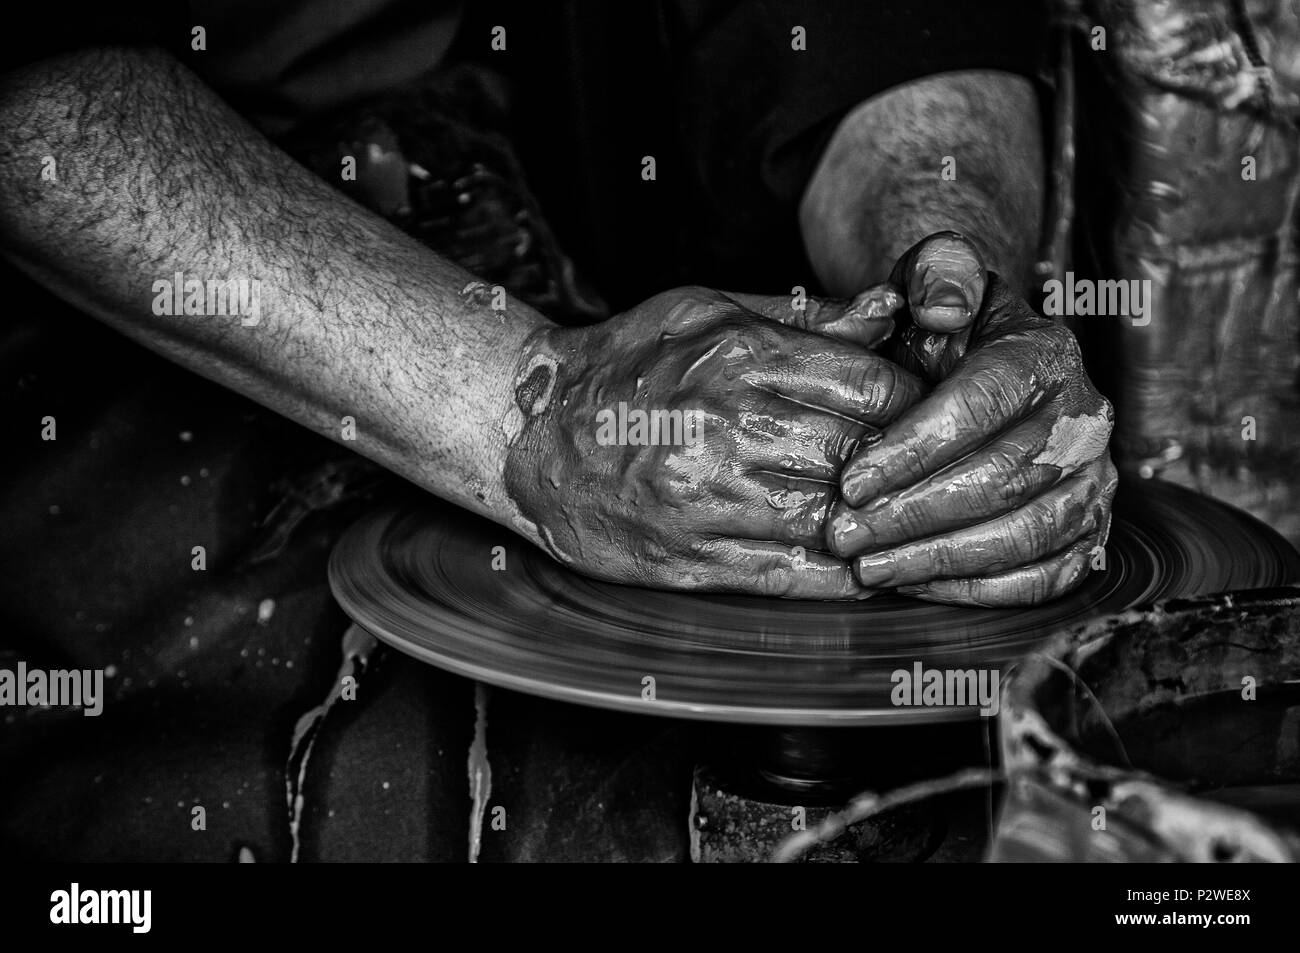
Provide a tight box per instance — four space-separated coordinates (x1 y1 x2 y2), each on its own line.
503 286 925 599
830 233 1118 607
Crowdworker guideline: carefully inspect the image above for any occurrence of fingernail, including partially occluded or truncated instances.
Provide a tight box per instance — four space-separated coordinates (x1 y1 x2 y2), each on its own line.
920 277 969 312
828 507 873 556
918 277 973 332
854 555 896 587
842 464 884 507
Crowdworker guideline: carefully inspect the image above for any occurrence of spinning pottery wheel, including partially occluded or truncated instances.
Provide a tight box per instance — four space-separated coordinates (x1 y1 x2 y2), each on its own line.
330 478 1299 861
329 479 1300 725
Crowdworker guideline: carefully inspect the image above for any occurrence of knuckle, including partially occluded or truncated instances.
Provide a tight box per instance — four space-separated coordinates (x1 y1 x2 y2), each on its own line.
657 287 733 333
1039 322 1081 360
714 320 783 362
824 425 853 464
998 523 1033 566
979 449 1031 505
679 534 714 562
893 504 927 541
673 284 722 305
631 535 675 575
840 354 873 396
658 293 708 334
928 543 956 579
758 565 796 598
983 447 1023 486
897 440 930 484
954 374 1001 427
944 578 978 604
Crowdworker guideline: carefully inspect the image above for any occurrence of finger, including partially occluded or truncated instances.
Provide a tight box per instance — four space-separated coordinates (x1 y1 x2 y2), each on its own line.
740 337 927 428
887 316 976 383
839 330 1067 507
725 285 905 349
896 531 1101 608
829 409 1112 556
737 407 870 479
889 231 987 333
850 458 1119 587
690 537 867 600
721 473 836 549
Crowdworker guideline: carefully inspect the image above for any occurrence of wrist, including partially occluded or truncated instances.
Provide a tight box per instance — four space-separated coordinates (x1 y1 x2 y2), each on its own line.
379 287 554 543
466 302 559 541
498 321 588 549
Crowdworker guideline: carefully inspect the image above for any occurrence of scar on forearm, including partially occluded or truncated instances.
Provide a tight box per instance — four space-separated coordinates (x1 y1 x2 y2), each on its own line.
514 355 558 417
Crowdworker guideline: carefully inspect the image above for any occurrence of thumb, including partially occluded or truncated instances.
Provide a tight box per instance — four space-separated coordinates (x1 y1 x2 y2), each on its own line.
724 285 905 349
889 231 987 333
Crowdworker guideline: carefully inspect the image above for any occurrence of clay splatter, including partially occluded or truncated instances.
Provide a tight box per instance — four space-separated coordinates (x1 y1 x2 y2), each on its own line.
467 682 492 863
1032 413 1109 473
285 624 378 862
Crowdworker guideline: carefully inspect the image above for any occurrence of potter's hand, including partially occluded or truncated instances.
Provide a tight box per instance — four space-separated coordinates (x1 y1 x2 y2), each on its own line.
504 286 924 598
829 233 1118 607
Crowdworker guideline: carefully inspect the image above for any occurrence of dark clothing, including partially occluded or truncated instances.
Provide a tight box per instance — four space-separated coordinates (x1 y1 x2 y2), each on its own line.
5 1 1045 304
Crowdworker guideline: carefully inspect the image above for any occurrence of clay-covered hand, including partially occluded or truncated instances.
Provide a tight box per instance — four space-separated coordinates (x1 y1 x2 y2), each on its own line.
504 285 925 598
829 232 1118 607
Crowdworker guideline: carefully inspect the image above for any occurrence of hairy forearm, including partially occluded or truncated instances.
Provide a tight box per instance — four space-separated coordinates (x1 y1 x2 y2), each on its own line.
0 46 549 539
800 71 1043 297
